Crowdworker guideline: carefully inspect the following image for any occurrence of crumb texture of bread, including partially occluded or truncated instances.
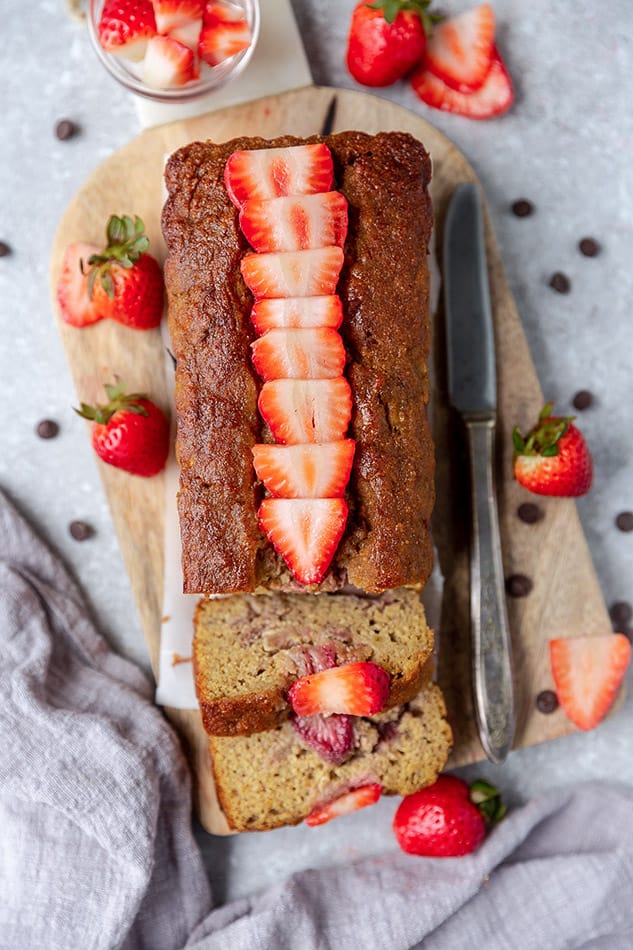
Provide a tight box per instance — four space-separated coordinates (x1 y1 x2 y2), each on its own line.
193 588 435 735
162 131 434 595
209 682 452 832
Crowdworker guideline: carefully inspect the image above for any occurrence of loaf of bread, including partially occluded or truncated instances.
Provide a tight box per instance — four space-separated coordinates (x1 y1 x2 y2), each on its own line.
194 588 434 735
162 131 434 596
209 682 452 832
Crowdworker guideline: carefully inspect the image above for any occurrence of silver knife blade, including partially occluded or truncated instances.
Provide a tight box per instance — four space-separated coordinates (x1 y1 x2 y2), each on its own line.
443 182 515 764
444 183 495 415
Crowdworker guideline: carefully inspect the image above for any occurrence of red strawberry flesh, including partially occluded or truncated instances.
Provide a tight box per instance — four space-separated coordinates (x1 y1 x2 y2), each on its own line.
98 0 157 60
258 378 352 444
250 296 343 333
410 48 513 119
141 35 197 89
153 0 204 33
288 661 390 717
291 714 354 765
198 5 251 67
224 144 334 208
57 242 103 328
306 783 382 826
239 192 348 253
251 328 346 380
549 634 631 731
241 247 344 299
252 440 355 498
258 497 348 585
424 2 495 92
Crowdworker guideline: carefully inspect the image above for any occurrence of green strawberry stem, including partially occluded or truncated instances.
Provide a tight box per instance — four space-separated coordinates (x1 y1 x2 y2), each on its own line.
367 0 442 33
512 402 575 460
74 379 149 426
469 779 507 824
83 214 150 300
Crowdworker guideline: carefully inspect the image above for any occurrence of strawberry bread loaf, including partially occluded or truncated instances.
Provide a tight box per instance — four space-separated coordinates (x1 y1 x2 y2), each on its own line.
162 131 434 595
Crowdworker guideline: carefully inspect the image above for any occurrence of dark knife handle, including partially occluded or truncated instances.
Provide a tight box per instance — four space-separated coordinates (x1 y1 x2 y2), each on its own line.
464 415 515 763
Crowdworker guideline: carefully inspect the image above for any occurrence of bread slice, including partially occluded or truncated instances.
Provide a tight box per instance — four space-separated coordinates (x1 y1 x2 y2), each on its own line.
209 682 452 832
194 588 435 735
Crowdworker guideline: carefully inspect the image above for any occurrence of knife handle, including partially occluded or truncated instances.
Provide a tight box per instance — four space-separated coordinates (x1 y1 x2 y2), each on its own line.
464 415 515 764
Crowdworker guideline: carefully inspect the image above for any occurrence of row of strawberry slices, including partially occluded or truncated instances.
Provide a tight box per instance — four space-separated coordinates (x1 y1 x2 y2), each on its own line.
224 144 354 586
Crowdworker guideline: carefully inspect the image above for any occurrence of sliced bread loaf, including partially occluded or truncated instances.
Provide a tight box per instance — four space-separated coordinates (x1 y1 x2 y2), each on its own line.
194 588 435 736
209 682 452 832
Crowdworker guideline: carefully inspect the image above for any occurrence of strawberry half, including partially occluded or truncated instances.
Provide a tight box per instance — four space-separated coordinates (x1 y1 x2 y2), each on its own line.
258 378 352 444
346 0 434 88
252 441 355 498
289 661 390 717
251 328 346 380
549 634 631 731
98 0 157 61
250 296 343 333
241 248 344 299
239 192 348 254
410 48 513 119
141 35 198 88
306 784 382 827
199 1 251 66
512 403 593 497
224 144 334 208
153 0 204 33
424 2 495 92
291 714 354 765
258 497 348 585
57 242 103 328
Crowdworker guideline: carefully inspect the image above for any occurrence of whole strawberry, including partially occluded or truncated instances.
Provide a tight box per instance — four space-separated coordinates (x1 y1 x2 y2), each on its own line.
512 403 593 497
86 215 164 330
346 0 437 88
75 381 170 477
393 775 505 857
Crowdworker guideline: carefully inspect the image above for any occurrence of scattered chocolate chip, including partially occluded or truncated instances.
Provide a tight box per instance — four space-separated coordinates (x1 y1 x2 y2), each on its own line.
36 419 60 439
609 601 633 629
69 520 94 541
579 237 600 258
55 118 80 141
549 272 571 294
0 241 11 257
536 690 559 714
505 574 533 598
511 199 534 218
615 511 633 533
517 502 543 525
572 389 593 411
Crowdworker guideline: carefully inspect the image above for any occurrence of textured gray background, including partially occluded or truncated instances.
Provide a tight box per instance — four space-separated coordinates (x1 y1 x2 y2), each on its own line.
1 0 632 903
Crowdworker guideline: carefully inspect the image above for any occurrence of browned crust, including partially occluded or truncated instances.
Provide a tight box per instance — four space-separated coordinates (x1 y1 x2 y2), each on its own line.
162 131 434 595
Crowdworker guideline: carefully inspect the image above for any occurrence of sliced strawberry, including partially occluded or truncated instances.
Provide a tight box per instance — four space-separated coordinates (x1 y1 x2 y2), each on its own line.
169 18 203 51
410 48 513 119
424 3 495 92
251 296 343 333
141 35 197 88
203 0 247 22
57 242 103 328
98 0 157 61
549 634 631 731
306 784 382 827
258 378 352 444
198 4 251 66
224 144 334 208
239 192 348 254
153 0 204 33
291 714 354 765
258 497 348 585
252 441 355 498
289 661 390 717
251 328 346 381
241 248 344 299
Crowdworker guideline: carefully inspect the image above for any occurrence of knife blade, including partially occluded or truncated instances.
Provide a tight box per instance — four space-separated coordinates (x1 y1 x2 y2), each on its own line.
443 182 515 764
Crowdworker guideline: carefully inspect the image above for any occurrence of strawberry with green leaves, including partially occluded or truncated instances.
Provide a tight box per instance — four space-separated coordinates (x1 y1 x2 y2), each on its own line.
75 381 170 477
346 0 438 88
512 403 593 497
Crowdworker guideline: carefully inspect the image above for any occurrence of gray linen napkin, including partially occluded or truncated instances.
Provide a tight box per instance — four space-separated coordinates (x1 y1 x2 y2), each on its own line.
2 486 633 950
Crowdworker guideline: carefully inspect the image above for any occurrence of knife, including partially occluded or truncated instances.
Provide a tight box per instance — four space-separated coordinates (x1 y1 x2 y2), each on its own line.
443 182 515 764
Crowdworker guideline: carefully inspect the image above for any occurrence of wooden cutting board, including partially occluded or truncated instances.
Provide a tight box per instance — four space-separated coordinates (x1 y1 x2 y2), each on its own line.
49 85 614 836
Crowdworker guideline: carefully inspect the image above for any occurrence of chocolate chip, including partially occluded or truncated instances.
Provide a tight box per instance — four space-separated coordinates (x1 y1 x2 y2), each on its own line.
517 502 543 525
69 520 94 541
549 272 571 294
0 241 11 257
609 601 633 628
536 690 559 714
579 237 600 257
36 419 59 439
511 199 534 218
55 118 80 141
505 574 533 598
572 390 593 411
616 511 633 533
